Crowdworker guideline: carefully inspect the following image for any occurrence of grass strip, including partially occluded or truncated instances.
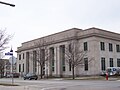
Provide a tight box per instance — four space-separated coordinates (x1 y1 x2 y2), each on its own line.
0 83 19 86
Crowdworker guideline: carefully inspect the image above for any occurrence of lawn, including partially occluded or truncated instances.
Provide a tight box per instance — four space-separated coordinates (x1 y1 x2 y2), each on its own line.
0 83 19 86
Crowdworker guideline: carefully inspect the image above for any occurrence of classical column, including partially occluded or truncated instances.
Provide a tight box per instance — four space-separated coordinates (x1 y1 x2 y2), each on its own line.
47 48 52 76
57 45 64 77
54 46 58 76
26 52 29 74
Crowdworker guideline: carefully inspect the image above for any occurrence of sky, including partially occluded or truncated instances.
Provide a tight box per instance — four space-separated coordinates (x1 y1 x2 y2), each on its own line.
0 0 120 57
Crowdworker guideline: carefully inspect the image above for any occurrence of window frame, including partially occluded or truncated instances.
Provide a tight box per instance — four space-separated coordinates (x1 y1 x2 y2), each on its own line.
109 43 113 52
101 57 106 71
116 44 120 52
100 42 105 51
109 58 113 67
84 42 88 51
19 54 21 60
84 58 88 71
117 58 120 67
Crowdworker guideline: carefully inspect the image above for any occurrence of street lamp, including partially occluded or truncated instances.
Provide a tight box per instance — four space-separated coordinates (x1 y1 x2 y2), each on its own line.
10 48 14 84
5 48 14 85
0 1 15 7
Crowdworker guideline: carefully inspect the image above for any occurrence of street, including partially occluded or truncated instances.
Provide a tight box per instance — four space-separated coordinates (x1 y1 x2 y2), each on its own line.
0 78 120 90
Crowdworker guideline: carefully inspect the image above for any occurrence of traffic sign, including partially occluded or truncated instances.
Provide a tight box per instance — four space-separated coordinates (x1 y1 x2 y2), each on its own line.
5 52 13 55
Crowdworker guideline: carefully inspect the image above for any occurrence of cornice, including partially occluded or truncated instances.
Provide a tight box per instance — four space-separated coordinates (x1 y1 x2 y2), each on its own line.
17 28 120 53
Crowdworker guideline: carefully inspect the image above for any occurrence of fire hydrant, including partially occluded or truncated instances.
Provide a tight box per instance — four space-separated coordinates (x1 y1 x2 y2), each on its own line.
106 72 108 80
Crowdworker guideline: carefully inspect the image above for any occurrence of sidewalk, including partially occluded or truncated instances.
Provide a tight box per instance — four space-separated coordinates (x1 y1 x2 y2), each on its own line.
0 85 66 90
63 76 120 81
0 86 27 90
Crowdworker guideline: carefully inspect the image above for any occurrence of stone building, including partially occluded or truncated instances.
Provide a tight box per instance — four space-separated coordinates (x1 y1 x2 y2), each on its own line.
16 27 120 77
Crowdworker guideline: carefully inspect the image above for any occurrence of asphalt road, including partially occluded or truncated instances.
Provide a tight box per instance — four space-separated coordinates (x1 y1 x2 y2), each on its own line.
0 78 120 90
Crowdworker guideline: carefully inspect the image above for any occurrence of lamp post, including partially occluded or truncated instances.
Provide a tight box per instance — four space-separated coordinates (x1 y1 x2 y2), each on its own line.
10 48 14 84
1 0 15 82
5 48 14 85
0 1 15 7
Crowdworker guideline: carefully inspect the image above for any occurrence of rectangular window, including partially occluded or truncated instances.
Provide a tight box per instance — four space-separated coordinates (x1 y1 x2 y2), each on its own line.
101 57 106 70
100 42 105 51
63 66 65 71
109 43 113 52
117 58 120 67
52 67 54 72
84 58 88 71
116 44 120 52
23 53 24 59
52 58 54 72
23 64 24 72
109 58 113 67
19 64 21 72
84 42 88 51
19 54 21 60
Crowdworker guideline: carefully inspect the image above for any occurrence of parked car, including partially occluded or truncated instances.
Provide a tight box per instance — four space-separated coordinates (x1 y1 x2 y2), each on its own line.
13 73 20 78
5 73 20 78
106 67 120 76
23 73 38 80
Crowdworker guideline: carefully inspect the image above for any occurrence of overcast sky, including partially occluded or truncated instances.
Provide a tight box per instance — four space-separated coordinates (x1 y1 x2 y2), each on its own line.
0 0 120 57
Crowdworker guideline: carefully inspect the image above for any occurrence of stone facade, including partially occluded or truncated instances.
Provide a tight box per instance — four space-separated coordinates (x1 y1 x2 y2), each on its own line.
16 27 120 77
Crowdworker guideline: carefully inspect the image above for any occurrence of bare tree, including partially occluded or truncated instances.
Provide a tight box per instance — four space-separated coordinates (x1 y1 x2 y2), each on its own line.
0 29 12 77
65 40 92 79
31 39 49 79
0 59 4 77
0 29 12 52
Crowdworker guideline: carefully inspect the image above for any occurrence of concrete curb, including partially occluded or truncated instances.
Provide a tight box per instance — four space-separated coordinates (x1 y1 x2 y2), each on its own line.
0 85 66 90
0 86 28 90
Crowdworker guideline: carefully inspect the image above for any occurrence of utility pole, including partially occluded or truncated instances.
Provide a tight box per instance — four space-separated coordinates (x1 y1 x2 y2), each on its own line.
5 48 14 85
10 48 14 84
0 1 15 7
